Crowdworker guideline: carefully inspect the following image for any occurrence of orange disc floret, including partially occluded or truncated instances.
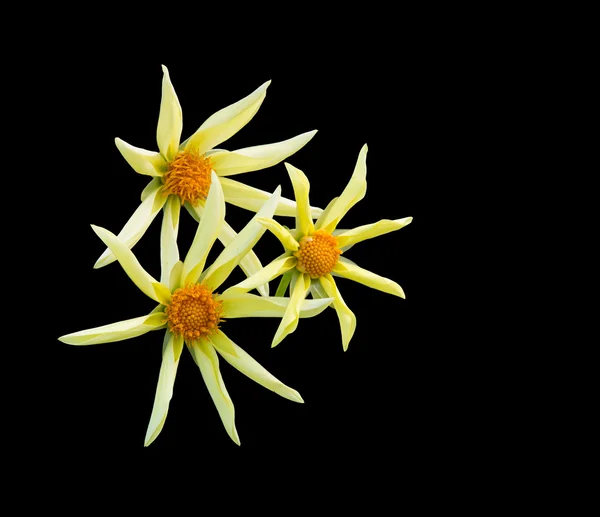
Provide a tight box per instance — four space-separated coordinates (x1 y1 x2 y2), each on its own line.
162 150 213 205
294 230 342 278
164 283 224 342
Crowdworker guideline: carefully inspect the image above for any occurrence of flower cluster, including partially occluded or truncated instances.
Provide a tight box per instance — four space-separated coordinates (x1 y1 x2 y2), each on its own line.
59 65 413 446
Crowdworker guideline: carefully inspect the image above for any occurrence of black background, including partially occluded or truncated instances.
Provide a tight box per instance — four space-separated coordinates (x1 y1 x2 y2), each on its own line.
39 44 469 474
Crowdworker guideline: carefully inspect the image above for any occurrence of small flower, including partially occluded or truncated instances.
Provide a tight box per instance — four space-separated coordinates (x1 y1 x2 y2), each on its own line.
229 145 412 350
59 174 333 446
95 65 322 297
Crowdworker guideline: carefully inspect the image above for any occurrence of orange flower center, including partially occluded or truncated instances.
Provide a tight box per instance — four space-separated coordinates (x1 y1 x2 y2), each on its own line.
162 150 212 205
165 283 224 342
294 230 342 278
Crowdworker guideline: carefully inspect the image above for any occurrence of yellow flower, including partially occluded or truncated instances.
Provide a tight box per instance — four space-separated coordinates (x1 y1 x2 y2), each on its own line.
58 175 333 446
94 65 322 296
228 145 413 350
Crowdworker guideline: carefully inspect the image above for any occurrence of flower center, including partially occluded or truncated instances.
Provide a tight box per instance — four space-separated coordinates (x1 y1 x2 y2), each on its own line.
294 230 342 278
165 283 224 342
162 150 212 205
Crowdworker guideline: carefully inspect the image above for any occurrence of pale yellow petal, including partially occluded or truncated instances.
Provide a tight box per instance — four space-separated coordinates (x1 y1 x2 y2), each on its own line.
184 81 270 155
201 186 280 291
272 271 310 347
206 331 238 357
160 195 181 285
209 333 303 403
94 186 168 268
219 177 322 218
114 138 167 177
285 162 315 236
336 217 413 249
182 171 225 285
256 218 299 251
169 261 184 292
91 225 162 302
210 131 318 176
314 196 339 230
225 255 296 294
58 311 166 346
218 290 334 319
319 274 356 351
190 201 269 296
144 332 184 447
152 282 172 306
317 144 368 233
141 177 162 201
332 257 405 298
157 65 183 162
189 341 240 445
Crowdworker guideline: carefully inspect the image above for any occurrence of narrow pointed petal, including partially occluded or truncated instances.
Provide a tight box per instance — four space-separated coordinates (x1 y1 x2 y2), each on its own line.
332 257 406 298
144 332 184 446
184 81 270 155
336 217 413 249
115 138 167 177
309 280 329 300
152 282 172 306
91 225 162 303
169 261 184 292
201 187 281 291
272 271 310 347
285 163 314 236
210 131 318 176
94 185 168 268
219 177 322 218
157 65 183 162
257 218 299 251
225 255 296 294
141 177 162 201
319 274 356 351
314 196 339 230
190 200 270 296
160 195 181 285
58 311 166 346
182 172 225 285
317 144 368 233
189 341 240 445
218 291 334 318
209 333 303 403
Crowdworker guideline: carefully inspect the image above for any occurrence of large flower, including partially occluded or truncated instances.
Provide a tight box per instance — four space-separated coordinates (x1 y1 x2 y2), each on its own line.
228 145 413 350
59 175 333 446
95 65 322 296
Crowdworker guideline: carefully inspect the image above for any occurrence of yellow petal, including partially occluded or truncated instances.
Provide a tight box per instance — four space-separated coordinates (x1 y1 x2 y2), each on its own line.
144 331 184 447
272 271 310 347
182 171 225 285
332 257 405 298
201 186 281 291
94 185 168 268
189 341 240 445
218 290 334 319
210 333 303 403
114 138 167 177
319 274 356 351
219 177 322 219
58 311 166 346
210 130 318 176
189 201 269 296
157 65 183 162
207 331 238 357
152 282 172 306
160 195 181 285
184 81 270 155
225 255 296 294
317 144 368 233
336 217 413 250
169 261 184 292
91 225 162 302
258 218 299 250
314 196 339 230
141 177 162 201
285 162 315 236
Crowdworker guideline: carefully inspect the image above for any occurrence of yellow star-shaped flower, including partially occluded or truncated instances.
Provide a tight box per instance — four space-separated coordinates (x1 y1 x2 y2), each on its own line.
229 145 412 350
95 65 322 296
59 174 333 446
